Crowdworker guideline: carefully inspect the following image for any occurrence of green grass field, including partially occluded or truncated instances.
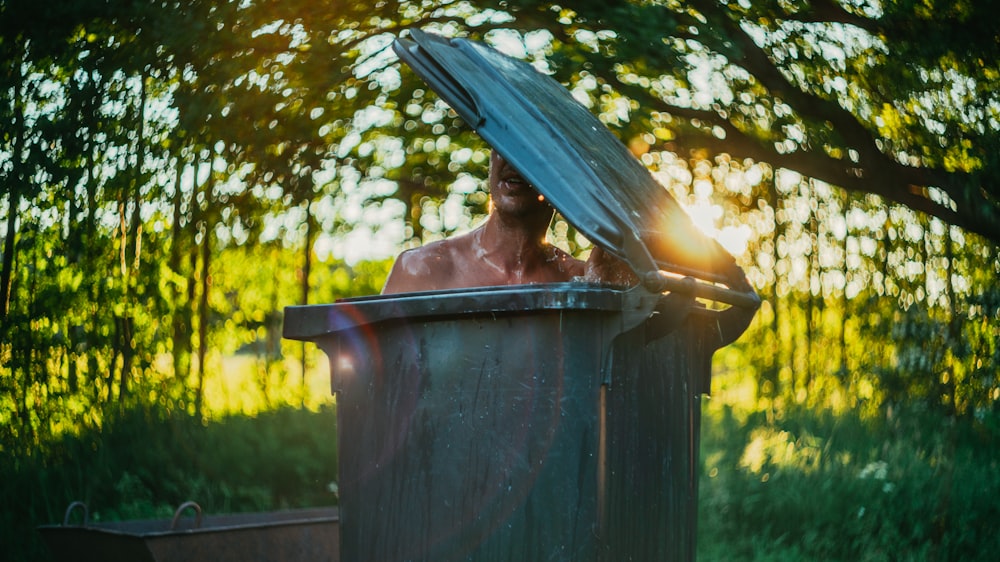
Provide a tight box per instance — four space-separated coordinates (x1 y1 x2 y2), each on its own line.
12 351 999 561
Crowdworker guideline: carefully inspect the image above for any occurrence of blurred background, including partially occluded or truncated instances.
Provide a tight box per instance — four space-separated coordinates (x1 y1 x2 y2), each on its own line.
2 1 998 560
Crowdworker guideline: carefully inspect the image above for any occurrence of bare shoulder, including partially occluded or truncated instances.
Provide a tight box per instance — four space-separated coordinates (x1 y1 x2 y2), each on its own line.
381 237 464 294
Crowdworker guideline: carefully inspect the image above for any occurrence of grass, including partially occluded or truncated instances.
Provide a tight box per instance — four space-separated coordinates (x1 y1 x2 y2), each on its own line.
696 389 1000 561
13 349 999 561
9 351 339 562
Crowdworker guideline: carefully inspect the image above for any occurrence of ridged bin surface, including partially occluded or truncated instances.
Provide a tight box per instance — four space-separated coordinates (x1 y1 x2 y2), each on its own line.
283 284 752 562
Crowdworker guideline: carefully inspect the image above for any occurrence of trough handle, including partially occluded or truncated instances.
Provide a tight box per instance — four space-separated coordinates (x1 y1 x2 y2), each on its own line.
63 501 89 526
170 501 203 530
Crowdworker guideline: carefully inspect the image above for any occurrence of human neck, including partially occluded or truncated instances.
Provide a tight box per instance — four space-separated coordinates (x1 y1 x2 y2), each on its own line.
474 211 553 275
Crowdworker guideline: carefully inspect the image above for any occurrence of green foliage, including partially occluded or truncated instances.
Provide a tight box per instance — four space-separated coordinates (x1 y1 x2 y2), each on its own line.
698 403 1000 561
4 405 338 562
2 1 999 560
3 1 998 439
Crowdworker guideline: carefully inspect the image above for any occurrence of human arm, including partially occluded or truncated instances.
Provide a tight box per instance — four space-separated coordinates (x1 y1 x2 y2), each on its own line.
582 246 639 288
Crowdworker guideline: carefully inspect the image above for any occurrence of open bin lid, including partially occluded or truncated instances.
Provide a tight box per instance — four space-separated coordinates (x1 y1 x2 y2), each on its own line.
393 30 756 306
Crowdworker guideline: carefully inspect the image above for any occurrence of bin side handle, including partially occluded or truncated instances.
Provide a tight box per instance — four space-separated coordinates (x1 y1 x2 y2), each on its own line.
171 501 203 530
711 299 759 350
643 292 697 343
646 268 760 350
63 501 88 526
644 271 761 310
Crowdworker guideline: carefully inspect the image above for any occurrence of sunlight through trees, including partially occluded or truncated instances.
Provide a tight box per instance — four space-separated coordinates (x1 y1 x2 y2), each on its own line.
1 5 998 555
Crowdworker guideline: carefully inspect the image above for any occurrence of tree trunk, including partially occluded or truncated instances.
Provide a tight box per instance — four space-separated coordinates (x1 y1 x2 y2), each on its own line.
300 199 313 407
0 58 24 322
881 211 892 298
764 172 781 402
170 149 192 382
185 152 203 411
840 192 851 379
195 222 210 417
0 184 17 321
127 68 147 268
194 151 215 418
114 204 131 404
117 69 148 406
805 186 818 397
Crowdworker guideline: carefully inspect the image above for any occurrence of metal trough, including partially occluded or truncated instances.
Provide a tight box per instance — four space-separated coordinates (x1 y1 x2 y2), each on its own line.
38 501 339 562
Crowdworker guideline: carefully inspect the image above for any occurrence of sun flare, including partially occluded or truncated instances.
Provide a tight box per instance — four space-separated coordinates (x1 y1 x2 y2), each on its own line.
683 199 753 257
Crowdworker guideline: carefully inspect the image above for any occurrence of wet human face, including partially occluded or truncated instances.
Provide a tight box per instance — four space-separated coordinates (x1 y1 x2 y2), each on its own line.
487 151 552 218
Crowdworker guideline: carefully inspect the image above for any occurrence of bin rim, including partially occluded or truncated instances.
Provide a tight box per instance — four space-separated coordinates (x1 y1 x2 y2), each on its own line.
283 281 757 346
283 282 662 341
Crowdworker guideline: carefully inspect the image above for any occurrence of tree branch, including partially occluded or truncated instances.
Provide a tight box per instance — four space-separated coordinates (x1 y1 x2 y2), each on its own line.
782 0 877 32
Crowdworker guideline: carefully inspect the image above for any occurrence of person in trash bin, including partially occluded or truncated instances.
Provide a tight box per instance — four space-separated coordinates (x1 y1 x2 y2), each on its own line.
382 150 638 294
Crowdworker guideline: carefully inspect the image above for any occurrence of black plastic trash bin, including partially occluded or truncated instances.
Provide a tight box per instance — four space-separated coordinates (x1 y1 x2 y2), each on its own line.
283 283 754 561
283 29 759 562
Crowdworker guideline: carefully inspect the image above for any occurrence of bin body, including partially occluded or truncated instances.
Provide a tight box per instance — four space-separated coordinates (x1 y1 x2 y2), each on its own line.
284 284 749 562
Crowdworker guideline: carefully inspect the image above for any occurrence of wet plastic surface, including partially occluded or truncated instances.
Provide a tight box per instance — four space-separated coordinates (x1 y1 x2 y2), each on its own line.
284 284 755 561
